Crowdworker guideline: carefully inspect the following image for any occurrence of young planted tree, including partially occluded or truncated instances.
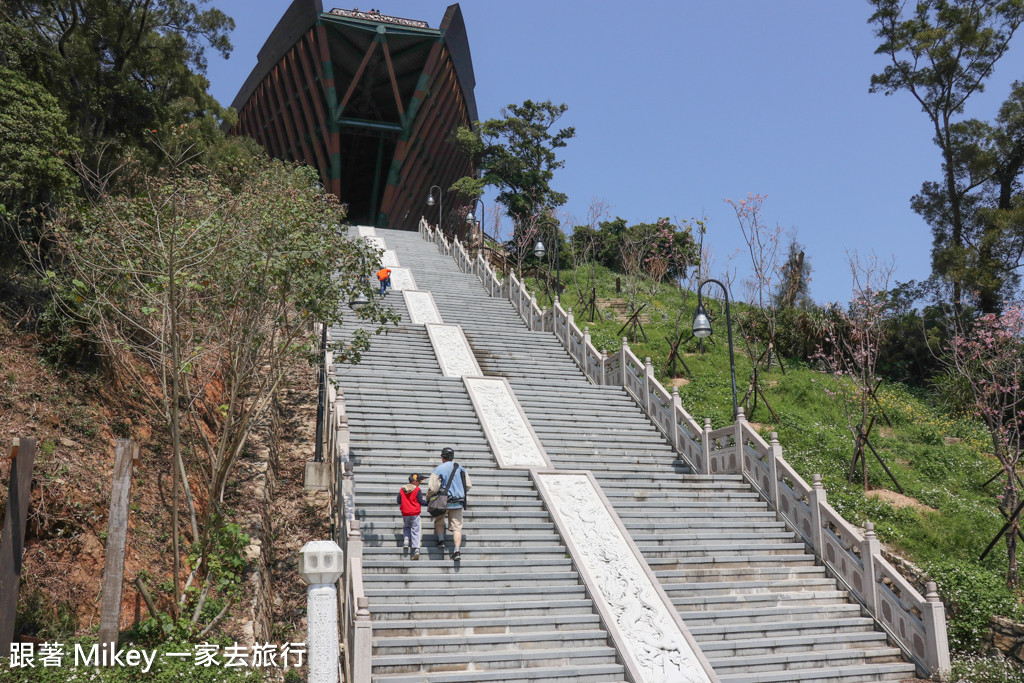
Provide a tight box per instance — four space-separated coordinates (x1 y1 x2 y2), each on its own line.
818 253 901 491
727 193 785 419
569 199 610 321
37 153 393 635
943 304 1024 587
869 0 1024 310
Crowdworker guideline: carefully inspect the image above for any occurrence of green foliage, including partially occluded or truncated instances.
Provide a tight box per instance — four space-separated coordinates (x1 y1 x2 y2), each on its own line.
13 590 78 641
452 99 575 231
570 217 698 280
0 65 78 212
951 654 1024 682
3 0 234 154
926 560 1024 651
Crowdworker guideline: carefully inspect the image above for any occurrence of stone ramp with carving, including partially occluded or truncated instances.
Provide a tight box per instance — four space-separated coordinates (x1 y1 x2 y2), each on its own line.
331 255 628 681
370 227 919 682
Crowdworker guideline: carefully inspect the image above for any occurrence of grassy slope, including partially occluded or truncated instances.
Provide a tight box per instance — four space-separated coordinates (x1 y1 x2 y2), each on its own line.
526 263 1023 654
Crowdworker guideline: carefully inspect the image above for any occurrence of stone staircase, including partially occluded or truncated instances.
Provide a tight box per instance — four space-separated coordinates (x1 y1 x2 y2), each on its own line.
341 226 921 682
331 282 628 681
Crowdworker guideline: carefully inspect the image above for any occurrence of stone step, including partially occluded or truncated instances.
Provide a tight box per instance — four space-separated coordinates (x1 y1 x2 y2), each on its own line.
372 646 620 677
697 630 891 657
709 647 909 674
717 662 917 683
362 557 574 574
366 584 587 603
370 597 597 621
372 628 609 656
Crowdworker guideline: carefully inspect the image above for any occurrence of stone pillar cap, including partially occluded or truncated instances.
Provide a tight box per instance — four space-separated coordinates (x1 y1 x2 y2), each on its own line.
299 540 344 585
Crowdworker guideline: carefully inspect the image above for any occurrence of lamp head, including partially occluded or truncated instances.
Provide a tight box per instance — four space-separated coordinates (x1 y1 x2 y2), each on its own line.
533 239 546 259
466 210 474 224
427 194 435 207
692 302 712 338
349 291 369 311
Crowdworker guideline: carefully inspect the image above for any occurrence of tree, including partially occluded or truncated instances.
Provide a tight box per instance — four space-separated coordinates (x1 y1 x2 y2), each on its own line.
727 193 786 419
451 99 575 250
942 304 1024 587
3 0 234 177
818 253 900 491
0 64 79 247
35 152 394 636
869 0 1024 308
775 237 813 309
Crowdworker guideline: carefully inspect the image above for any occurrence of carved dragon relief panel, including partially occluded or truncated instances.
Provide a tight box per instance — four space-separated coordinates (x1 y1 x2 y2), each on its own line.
537 473 712 683
381 250 400 268
403 290 443 325
464 377 549 469
386 268 416 291
426 324 481 377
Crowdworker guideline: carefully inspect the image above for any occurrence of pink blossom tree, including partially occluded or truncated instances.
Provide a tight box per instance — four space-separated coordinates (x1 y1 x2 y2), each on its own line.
944 304 1024 587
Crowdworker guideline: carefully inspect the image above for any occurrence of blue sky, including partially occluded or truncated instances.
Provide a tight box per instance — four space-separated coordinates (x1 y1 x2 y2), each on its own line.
205 1 1023 305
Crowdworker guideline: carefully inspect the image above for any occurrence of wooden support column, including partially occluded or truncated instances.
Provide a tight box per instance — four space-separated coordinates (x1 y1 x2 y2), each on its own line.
98 439 138 649
0 438 37 652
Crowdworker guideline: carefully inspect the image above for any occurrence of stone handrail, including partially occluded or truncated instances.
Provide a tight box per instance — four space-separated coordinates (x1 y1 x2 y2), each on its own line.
422 230 951 680
324 350 371 683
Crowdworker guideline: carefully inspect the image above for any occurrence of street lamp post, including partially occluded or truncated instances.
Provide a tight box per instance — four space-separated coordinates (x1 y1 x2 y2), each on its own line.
692 278 738 419
466 197 485 257
532 232 560 299
427 185 442 235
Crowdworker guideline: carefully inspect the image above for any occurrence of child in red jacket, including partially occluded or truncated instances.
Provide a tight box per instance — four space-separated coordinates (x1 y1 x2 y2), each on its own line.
396 473 427 560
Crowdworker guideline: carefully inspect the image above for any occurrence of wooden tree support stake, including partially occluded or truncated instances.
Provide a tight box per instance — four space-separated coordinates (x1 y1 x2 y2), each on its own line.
0 438 37 653
98 439 138 649
981 497 1024 562
616 303 648 343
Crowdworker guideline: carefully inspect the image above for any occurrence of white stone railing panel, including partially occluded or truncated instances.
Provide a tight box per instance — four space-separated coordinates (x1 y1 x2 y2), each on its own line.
403 290 443 325
533 471 717 683
874 556 930 665
356 225 376 237
464 376 551 469
425 323 481 377
386 267 416 291
364 236 386 251
820 502 868 601
705 426 738 474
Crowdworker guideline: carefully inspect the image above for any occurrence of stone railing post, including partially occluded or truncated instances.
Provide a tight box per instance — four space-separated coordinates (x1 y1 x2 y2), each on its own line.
808 474 826 554
566 307 573 350
352 596 373 683
861 521 879 612
600 350 607 386
923 581 951 679
529 294 537 330
671 387 683 452
644 357 654 413
734 406 747 475
620 338 629 389
299 541 344 683
702 418 712 466
768 432 781 506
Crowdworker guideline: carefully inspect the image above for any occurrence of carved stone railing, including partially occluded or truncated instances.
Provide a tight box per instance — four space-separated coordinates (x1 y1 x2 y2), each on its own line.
421 227 951 680
325 366 370 683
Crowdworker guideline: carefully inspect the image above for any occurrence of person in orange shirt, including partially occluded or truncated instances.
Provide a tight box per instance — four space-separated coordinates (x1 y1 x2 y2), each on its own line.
376 267 391 296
